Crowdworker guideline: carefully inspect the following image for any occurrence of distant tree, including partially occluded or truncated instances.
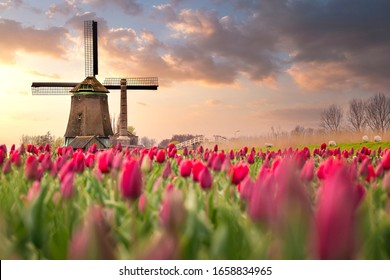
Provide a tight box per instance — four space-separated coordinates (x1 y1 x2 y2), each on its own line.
158 138 171 148
347 98 366 132
291 125 306 136
140 136 156 148
365 93 390 133
20 131 63 149
171 134 200 143
320 104 343 132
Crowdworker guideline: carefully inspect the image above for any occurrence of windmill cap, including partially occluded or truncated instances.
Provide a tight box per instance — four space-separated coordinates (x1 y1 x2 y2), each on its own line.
70 76 109 94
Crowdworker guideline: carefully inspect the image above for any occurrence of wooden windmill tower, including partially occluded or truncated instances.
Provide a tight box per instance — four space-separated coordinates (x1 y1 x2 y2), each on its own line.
31 20 158 150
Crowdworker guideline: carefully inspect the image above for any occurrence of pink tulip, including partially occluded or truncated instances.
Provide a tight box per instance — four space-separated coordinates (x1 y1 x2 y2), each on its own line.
182 146 188 157
179 159 192 178
162 161 172 179
315 163 364 259
211 154 222 171
0 149 5 166
300 159 314 182
381 150 390 170
160 189 186 233
247 152 255 164
167 143 175 153
24 155 40 181
61 173 74 199
119 158 143 200
88 143 97 154
229 161 250 185
85 153 95 168
0 144 7 155
238 175 254 201
199 166 213 190
19 144 25 154
248 172 275 223
73 152 85 173
156 150 166 163
2 159 11 174
59 160 75 182
168 148 177 158
192 160 205 182
11 150 22 167
98 151 113 174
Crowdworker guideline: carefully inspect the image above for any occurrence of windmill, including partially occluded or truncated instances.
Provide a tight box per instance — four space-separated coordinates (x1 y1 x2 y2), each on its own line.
31 20 158 149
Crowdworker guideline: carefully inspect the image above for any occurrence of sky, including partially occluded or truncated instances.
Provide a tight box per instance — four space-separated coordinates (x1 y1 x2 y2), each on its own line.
0 0 389 147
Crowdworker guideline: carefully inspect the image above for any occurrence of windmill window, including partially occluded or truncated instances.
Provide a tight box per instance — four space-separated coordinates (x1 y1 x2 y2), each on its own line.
78 113 82 120
79 84 94 91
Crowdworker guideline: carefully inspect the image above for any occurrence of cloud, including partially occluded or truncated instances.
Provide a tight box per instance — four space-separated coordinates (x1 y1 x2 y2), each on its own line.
81 0 143 16
28 69 61 80
0 18 69 64
0 0 22 10
205 99 222 105
150 0 390 91
46 0 80 18
62 0 390 92
257 0 390 92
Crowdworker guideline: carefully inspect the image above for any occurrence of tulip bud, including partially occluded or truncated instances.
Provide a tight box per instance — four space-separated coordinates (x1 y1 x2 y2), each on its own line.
25 155 39 181
160 190 186 233
118 158 143 200
156 150 166 163
162 161 172 179
179 159 192 178
192 160 205 182
2 159 11 174
61 173 75 199
98 151 113 173
0 149 5 166
199 166 213 190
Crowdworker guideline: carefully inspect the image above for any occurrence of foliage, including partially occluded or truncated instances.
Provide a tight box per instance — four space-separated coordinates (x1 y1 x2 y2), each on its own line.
1 142 390 260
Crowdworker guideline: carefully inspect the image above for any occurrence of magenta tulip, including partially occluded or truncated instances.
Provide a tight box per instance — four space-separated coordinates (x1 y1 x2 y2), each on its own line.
315 163 364 259
61 172 74 199
119 158 143 200
156 150 166 163
179 159 192 178
24 155 40 181
199 166 213 190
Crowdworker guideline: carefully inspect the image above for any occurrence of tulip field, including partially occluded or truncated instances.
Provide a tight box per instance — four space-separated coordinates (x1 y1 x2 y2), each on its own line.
1 142 390 260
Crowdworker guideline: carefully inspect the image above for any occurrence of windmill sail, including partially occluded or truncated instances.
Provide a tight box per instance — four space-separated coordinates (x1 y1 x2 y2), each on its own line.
31 82 77 95
84 20 98 77
104 77 158 90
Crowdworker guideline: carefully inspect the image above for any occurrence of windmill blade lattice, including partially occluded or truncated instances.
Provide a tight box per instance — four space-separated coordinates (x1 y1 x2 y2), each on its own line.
84 20 98 77
31 82 77 95
104 77 158 90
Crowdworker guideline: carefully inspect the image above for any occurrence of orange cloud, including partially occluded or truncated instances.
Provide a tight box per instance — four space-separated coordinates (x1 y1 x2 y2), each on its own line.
287 62 358 92
0 19 69 64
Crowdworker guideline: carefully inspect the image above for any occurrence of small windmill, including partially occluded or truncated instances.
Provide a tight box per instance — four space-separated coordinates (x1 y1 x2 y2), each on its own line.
31 20 158 149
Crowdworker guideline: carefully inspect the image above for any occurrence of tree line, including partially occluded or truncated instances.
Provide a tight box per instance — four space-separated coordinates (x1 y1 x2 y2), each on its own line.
320 93 390 133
